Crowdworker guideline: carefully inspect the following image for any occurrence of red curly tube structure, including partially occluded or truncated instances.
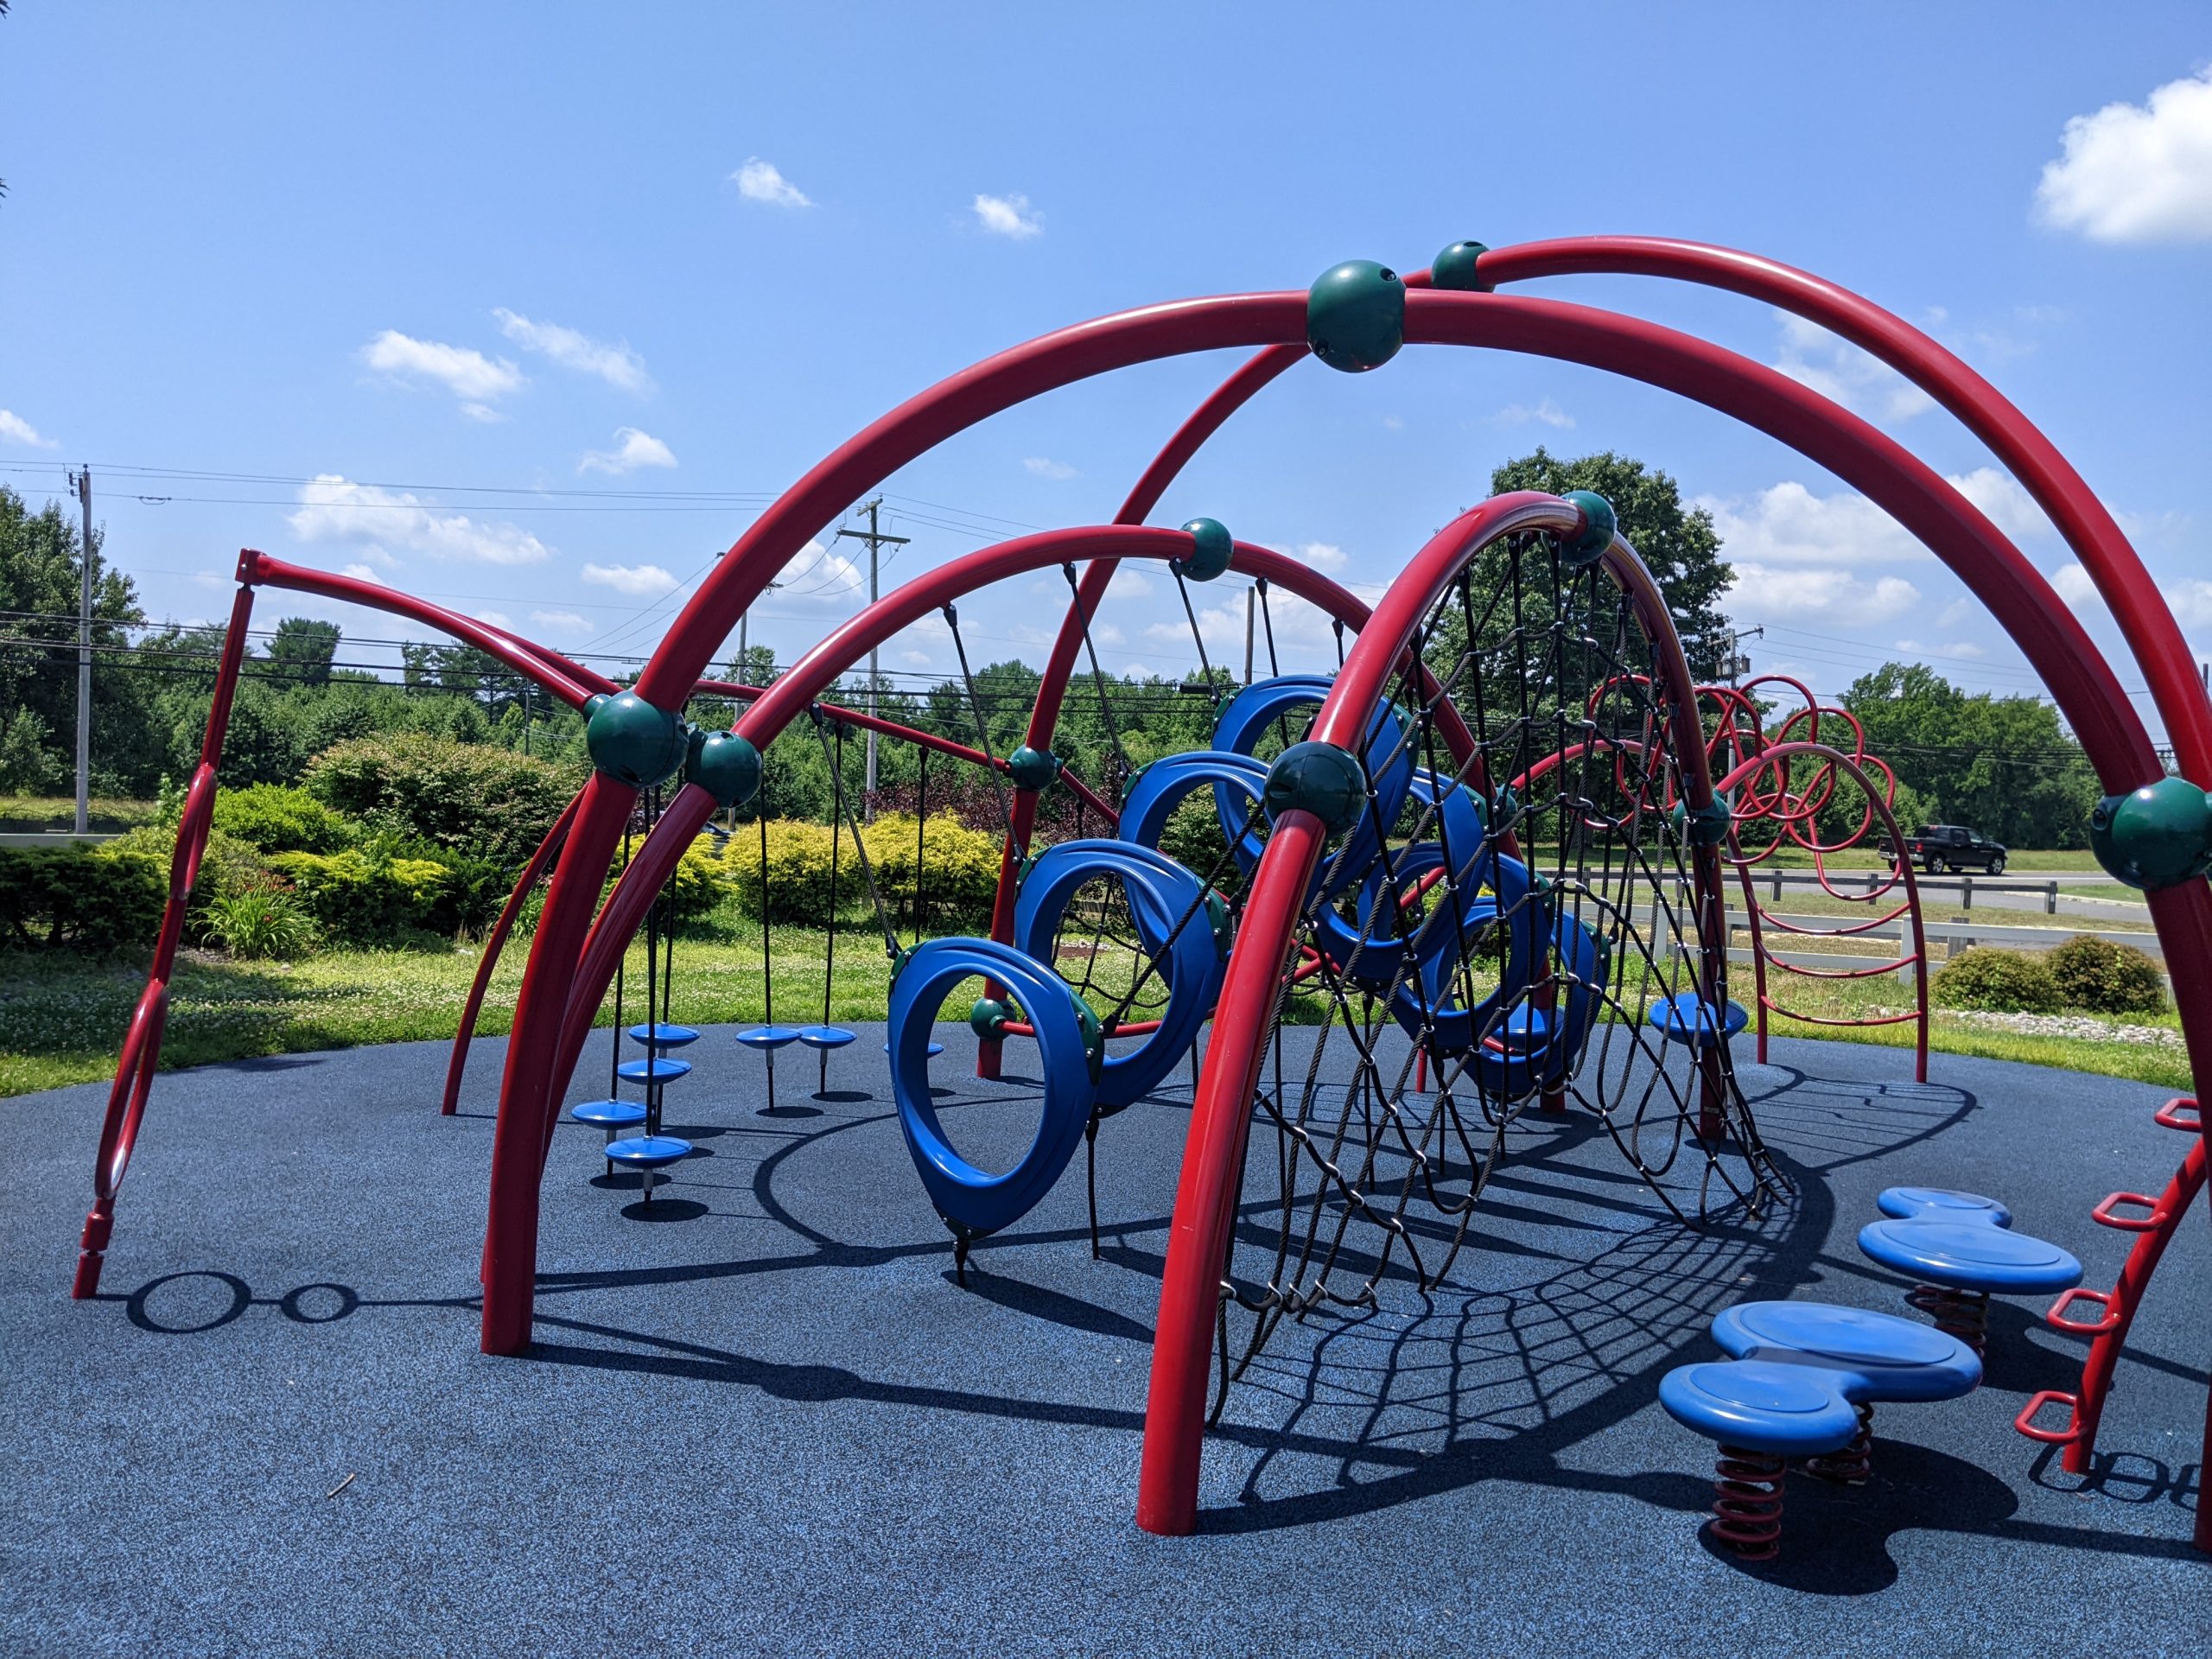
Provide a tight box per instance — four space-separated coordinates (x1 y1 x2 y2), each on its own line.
80 238 2212 1554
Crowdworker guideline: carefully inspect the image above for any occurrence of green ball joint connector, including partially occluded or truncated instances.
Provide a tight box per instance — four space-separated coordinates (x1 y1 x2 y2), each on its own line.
1005 746 1063 791
586 690 690 790
1670 794 1735 849
1559 490 1618 567
1431 239 1491 292
1175 518 1233 583
969 997 1015 1040
1263 741 1369 834
683 728 762 810
2090 776 2212 890
1306 260 1406 373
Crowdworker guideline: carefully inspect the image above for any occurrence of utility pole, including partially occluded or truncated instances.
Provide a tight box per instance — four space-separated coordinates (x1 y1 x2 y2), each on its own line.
68 466 93 835
1718 624 1763 686
736 576 781 682
836 498 909 820
1243 586 1256 685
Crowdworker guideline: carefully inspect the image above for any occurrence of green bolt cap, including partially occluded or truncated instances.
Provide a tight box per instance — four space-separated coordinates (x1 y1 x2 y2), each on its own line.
1005 745 1063 791
1263 740 1369 834
2089 776 2212 889
1431 240 1491 291
1204 888 1233 955
969 996 1014 1040
585 690 690 790
684 729 762 809
1560 490 1618 566
1068 992 1105 1084
582 692 611 722
1175 518 1234 582
1306 260 1406 373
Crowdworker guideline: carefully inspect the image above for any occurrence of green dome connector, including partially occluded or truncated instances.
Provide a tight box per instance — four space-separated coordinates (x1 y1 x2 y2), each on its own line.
1431 239 1491 292
969 996 1015 1040
1175 518 1233 582
1560 490 1618 567
684 729 762 810
1005 745 1063 791
1204 888 1233 956
582 691 611 722
2089 776 2212 890
1670 793 1735 849
586 690 690 790
1263 741 1369 834
1306 260 1406 374
1068 993 1105 1084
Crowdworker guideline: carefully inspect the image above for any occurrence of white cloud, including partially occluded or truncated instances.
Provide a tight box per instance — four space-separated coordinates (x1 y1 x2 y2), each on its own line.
732 158 813 209
288 475 551 566
2054 560 2212 627
529 609 593 634
582 562 680 597
1492 397 1575 429
1724 563 1921 625
0 410 59 448
774 539 866 601
1101 569 1155 599
1382 415 1405 432
973 192 1042 238
1700 470 2050 570
1023 456 1078 480
2037 67 2212 243
1291 541 1350 573
1895 638 1985 659
459 403 505 424
362 330 524 405
475 609 513 628
493 308 652 395
2050 562 2101 607
579 427 677 475
339 563 387 585
1770 312 1934 423
1093 621 1127 647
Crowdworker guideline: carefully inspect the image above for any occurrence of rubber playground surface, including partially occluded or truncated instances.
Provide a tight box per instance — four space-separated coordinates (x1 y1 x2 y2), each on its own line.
1 1029 2202 1657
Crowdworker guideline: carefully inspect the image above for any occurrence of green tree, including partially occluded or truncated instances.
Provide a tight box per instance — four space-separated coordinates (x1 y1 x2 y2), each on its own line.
261 617 340 688
1841 661 2098 848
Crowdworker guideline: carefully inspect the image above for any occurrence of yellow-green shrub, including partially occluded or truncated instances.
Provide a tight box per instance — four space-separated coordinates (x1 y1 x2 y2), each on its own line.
863 812 1001 930
725 819 846 925
268 849 454 944
609 832 737 929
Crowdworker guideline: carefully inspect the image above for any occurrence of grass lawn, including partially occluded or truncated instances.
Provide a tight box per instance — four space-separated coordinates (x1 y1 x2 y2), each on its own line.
0 794 163 836
3 912 2193 1099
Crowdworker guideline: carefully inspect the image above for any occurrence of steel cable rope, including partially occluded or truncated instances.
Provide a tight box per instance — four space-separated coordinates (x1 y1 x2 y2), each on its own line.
806 705 902 963
1060 563 1135 785
942 602 1020 855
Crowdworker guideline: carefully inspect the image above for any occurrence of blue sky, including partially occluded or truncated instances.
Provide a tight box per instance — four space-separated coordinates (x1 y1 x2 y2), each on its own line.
3 3 2209 731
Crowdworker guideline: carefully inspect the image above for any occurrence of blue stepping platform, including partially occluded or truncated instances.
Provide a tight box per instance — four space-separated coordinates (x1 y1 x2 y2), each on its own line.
887 1041 945 1058
797 1025 856 1050
1646 993 1748 1047
627 1022 701 1049
1659 1360 1862 1456
571 1098 647 1130
1877 1185 2012 1227
737 1026 805 1051
615 1057 692 1087
604 1135 692 1170
1857 1218 2082 1294
1710 1301 1981 1402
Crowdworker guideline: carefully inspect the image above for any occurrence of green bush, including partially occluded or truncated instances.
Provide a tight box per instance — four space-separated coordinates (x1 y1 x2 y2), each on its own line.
302 734 580 869
203 889 317 958
0 846 165 951
267 849 455 944
607 832 737 931
864 812 1001 930
2046 934 2165 1015
211 783 351 853
1931 947 2062 1014
725 818 845 925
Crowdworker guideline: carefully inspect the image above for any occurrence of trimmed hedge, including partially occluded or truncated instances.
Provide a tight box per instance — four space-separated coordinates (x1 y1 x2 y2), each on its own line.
2047 934 2165 1015
302 734 579 868
211 783 351 853
722 813 1001 929
1931 947 2062 1014
267 849 456 944
0 846 165 951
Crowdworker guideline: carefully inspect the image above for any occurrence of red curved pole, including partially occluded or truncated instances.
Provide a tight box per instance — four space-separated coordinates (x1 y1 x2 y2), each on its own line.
1141 493 1727 1533
73 580 256 1298
441 791 581 1116
243 551 597 708
1474 235 2212 785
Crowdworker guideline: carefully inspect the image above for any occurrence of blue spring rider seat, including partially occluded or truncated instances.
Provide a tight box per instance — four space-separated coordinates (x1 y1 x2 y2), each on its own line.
736 1023 804 1115
1858 1186 2080 1355
1646 992 1749 1048
588 1022 697 1202
797 1024 857 1094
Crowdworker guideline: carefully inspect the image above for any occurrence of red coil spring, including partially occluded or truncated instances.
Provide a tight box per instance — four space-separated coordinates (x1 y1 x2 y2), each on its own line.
1906 1283 1989 1354
1802 1402 1875 1484
1708 1445 1787 1560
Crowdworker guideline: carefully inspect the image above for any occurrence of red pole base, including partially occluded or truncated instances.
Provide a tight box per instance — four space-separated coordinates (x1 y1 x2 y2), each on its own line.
71 1251 105 1300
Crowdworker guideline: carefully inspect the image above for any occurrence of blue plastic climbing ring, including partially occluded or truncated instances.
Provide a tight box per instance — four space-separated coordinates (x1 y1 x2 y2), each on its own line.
884 937 1099 1237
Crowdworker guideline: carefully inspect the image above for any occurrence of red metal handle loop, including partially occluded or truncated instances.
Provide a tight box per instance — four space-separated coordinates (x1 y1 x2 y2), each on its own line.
2045 1286 2122 1338
2014 1389 2086 1445
2091 1191 2168 1231
2153 1096 2201 1132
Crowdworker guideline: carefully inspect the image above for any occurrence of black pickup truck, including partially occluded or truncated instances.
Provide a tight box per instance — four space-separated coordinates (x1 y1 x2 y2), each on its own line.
1898 823 2008 875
